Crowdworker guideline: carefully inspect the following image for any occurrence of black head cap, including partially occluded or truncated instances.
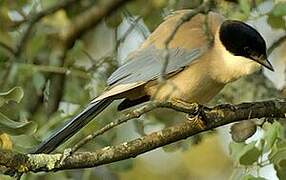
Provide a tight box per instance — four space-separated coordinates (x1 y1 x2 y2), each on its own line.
219 20 274 71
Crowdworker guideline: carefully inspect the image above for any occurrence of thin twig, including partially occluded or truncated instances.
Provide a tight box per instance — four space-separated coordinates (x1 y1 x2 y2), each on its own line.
14 0 79 58
83 15 141 73
160 0 213 79
123 10 149 39
152 0 214 100
0 41 15 56
116 16 142 49
18 63 90 79
267 35 286 55
61 0 134 50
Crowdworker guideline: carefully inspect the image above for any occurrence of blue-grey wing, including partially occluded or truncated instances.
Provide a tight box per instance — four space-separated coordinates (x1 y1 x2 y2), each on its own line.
107 46 203 87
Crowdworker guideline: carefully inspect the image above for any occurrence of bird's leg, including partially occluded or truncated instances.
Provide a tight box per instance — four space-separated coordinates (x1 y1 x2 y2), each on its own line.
170 98 206 129
169 98 200 114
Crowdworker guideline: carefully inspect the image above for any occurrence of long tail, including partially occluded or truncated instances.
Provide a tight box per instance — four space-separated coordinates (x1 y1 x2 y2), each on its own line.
31 98 113 154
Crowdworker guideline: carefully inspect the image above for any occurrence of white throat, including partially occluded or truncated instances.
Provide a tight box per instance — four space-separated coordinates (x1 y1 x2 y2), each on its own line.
210 32 261 83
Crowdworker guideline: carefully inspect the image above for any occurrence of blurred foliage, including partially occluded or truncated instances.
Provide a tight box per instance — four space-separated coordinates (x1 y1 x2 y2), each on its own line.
231 120 257 143
0 87 36 151
0 0 285 179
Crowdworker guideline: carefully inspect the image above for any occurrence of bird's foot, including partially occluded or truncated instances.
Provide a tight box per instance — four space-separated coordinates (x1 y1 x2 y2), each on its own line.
170 98 200 115
186 106 207 129
187 113 207 129
170 98 206 128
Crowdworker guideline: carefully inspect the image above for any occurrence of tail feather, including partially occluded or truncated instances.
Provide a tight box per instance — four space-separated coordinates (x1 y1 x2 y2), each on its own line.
31 98 113 154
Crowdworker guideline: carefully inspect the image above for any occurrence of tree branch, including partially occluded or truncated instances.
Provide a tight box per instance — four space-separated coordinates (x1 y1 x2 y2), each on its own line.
2 99 286 176
61 0 134 50
267 34 286 55
0 41 15 56
14 0 79 58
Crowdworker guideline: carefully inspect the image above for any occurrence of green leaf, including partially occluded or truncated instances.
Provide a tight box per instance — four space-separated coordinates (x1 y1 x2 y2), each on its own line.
26 32 46 60
229 142 262 165
0 87 24 107
11 134 40 151
0 133 12 150
269 140 286 179
0 112 36 135
239 0 251 16
271 2 286 17
263 122 284 151
242 174 267 180
267 15 286 29
239 142 261 165
229 141 246 161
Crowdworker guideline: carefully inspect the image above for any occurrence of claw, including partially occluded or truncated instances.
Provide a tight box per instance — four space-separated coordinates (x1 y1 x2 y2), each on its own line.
186 114 206 129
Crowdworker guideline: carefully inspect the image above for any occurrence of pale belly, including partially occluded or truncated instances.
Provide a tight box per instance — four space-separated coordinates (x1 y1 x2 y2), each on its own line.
145 63 225 104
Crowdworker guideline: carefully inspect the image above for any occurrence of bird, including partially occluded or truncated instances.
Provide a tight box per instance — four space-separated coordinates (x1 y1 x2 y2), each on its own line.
32 11 274 154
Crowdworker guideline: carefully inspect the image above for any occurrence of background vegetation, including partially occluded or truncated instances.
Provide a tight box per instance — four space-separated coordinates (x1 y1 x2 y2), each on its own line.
0 0 285 179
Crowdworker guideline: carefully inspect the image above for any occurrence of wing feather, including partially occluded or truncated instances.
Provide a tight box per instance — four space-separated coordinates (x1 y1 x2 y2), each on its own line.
93 12 224 102
107 46 203 86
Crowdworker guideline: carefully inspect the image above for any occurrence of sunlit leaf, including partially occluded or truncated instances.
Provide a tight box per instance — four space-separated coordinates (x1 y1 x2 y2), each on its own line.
151 0 168 8
0 87 24 107
269 140 286 179
229 141 261 165
239 0 250 16
230 141 246 158
239 142 261 165
0 7 14 31
263 121 284 151
0 133 12 150
42 10 70 29
0 112 36 135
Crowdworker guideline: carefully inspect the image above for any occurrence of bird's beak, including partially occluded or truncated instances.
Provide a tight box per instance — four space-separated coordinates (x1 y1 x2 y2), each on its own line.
252 55 274 72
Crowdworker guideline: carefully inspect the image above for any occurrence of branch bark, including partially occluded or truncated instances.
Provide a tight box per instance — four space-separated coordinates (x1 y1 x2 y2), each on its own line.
2 99 285 175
